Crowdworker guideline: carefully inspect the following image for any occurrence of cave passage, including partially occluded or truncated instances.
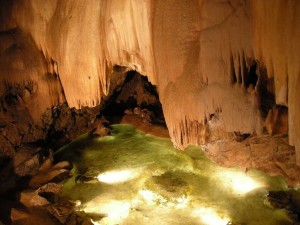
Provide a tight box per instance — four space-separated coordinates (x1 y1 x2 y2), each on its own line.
101 70 165 126
56 124 297 225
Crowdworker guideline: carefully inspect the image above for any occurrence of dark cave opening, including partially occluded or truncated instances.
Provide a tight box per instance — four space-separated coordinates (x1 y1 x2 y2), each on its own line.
102 70 166 126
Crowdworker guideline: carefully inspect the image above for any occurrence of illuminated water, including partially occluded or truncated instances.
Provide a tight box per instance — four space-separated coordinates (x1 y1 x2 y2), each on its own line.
56 124 297 225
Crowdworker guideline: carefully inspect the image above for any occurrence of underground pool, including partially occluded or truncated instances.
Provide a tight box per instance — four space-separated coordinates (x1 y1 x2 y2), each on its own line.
56 124 299 225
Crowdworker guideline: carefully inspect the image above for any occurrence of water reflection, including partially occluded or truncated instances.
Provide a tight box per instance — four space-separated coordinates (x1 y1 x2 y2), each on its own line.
58 124 294 225
97 169 139 184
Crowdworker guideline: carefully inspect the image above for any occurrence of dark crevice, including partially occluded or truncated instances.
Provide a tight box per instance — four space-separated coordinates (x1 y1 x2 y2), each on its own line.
238 57 243 84
230 55 237 84
256 65 276 118
245 61 258 89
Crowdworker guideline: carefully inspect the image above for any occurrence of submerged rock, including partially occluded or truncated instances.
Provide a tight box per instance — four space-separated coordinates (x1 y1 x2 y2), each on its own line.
145 171 190 202
75 174 98 184
47 200 75 224
75 167 100 184
265 191 292 210
48 200 93 225
264 190 300 222
38 183 63 203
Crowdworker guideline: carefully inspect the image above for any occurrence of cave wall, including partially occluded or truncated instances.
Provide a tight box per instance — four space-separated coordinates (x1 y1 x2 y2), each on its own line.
0 29 65 122
1 0 300 162
251 0 300 163
12 0 156 108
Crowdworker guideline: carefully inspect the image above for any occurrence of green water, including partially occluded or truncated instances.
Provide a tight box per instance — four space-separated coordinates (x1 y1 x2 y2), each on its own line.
56 124 297 225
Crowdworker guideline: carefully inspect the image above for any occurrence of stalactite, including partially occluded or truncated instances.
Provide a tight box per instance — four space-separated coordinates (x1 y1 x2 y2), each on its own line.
1 0 299 163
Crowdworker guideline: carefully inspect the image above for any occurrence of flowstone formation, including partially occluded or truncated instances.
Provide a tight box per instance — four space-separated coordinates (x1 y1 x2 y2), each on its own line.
0 0 299 162
0 0 300 199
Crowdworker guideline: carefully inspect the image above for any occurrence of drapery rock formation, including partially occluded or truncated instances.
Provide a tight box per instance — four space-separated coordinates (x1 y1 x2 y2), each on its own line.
0 1 300 163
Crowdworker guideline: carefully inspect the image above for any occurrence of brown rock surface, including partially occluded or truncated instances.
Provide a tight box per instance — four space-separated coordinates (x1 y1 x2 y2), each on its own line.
14 147 53 177
121 114 170 138
205 134 300 186
20 189 49 207
11 208 30 223
29 159 72 188
0 133 15 158
265 106 288 135
11 207 59 225
47 200 93 225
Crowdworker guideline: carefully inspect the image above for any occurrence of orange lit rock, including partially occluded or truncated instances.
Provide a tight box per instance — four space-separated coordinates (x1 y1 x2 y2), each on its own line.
265 106 288 135
0 0 300 163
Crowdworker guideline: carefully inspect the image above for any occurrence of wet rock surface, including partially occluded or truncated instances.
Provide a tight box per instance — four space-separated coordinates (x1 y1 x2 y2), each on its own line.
26 158 73 188
265 191 293 210
186 111 300 187
0 97 109 224
14 147 53 177
264 190 300 223
145 171 189 200
0 89 109 193
43 103 103 149
0 81 105 157
38 183 63 203
0 149 94 225
204 133 300 186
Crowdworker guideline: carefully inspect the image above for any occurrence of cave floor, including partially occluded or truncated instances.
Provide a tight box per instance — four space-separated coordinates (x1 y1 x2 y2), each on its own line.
56 124 299 225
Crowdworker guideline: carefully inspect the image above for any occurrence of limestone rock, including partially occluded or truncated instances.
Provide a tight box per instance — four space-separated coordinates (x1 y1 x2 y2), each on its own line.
47 200 93 225
0 0 300 164
0 133 15 158
0 30 65 122
133 107 141 116
205 135 300 186
14 147 53 177
20 189 49 207
206 113 235 143
10 208 30 223
44 103 100 148
145 171 189 201
264 191 292 210
53 161 73 171
47 201 75 224
264 190 300 222
66 212 94 225
124 108 133 115
93 126 110 137
4 124 21 146
29 159 72 188
88 118 111 138
38 182 63 203
265 106 288 135
22 125 45 143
